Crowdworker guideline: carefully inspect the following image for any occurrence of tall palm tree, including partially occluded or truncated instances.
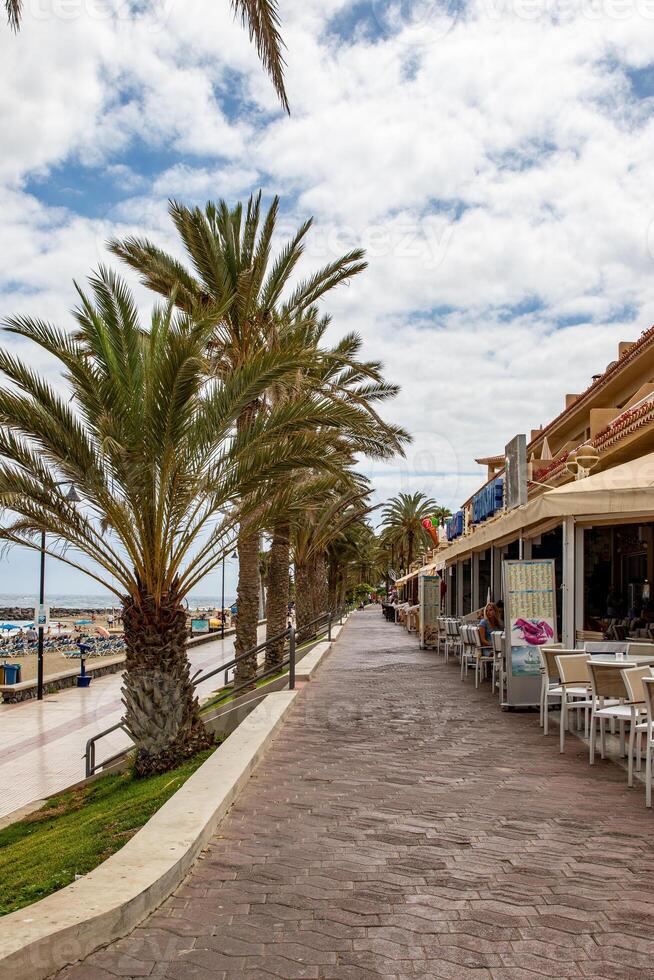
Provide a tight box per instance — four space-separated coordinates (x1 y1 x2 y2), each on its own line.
5 0 290 111
109 193 367 688
0 269 359 775
381 492 439 571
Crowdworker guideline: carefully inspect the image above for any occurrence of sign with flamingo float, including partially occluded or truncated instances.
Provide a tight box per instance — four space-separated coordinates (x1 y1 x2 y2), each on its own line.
503 558 557 707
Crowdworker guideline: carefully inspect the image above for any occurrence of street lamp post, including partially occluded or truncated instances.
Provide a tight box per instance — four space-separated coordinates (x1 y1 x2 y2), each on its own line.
221 554 226 641
36 482 81 701
220 550 237 642
36 529 46 701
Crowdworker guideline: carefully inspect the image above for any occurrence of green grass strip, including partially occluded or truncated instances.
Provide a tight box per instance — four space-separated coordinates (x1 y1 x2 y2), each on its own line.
0 746 216 916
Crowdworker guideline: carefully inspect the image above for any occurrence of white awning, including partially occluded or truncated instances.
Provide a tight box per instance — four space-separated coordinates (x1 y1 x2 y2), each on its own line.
541 452 654 517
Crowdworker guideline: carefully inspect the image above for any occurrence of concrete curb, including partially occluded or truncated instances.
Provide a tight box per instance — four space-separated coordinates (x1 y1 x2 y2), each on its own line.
0 690 298 980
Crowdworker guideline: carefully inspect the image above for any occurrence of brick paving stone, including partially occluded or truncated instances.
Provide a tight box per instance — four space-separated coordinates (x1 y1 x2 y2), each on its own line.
62 613 654 979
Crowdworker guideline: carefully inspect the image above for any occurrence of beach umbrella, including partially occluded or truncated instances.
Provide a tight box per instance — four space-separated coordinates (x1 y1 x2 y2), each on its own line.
74 619 93 625
0 623 18 630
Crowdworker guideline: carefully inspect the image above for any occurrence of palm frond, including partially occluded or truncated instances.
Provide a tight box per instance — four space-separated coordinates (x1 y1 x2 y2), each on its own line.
231 0 289 113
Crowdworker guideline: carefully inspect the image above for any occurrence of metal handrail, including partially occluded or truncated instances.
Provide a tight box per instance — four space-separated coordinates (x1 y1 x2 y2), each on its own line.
84 721 130 779
84 606 343 778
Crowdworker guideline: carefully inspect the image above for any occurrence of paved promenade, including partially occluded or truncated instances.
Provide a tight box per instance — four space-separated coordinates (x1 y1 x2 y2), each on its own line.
64 612 654 979
0 628 264 820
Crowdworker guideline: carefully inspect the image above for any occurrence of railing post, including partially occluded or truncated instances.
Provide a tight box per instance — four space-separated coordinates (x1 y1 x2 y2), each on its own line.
85 738 94 779
289 627 296 690
328 613 332 642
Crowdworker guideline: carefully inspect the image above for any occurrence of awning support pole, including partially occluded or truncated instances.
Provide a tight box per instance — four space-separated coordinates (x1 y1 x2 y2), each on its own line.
562 517 576 647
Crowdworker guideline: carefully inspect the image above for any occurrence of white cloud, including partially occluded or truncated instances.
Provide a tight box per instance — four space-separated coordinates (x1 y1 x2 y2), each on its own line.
3 0 654 593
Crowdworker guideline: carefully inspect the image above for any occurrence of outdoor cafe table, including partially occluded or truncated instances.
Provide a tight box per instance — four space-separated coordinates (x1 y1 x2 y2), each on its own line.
590 655 654 666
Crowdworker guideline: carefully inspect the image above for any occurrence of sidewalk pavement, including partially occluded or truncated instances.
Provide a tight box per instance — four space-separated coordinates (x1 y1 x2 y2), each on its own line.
63 611 654 978
0 628 264 820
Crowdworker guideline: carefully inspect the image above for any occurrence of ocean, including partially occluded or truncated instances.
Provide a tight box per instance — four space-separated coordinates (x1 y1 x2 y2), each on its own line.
0 593 235 611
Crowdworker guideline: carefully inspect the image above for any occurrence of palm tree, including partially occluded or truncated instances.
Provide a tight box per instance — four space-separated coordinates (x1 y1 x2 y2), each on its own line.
326 520 378 609
108 193 367 688
5 0 290 111
381 492 439 572
293 484 375 633
0 269 359 775
433 505 452 528
263 312 409 666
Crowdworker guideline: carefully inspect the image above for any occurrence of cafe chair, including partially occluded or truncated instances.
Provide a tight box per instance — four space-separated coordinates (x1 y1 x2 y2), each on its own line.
555 653 593 753
445 619 461 664
491 630 505 702
621 665 654 788
436 617 448 657
468 625 494 688
641 678 654 806
539 647 573 735
586 660 633 765
459 624 477 682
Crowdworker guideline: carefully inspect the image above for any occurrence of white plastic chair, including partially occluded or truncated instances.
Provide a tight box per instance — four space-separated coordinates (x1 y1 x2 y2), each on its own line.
621 665 654 788
586 660 632 765
641 678 654 806
555 653 593 753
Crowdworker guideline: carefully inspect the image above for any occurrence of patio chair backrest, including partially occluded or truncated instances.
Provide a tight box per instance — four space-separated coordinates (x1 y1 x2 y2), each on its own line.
585 641 627 656
587 660 627 700
626 642 654 657
468 625 484 651
541 647 576 682
556 653 590 688
491 631 504 654
621 665 654 706
459 624 474 652
643 678 654 724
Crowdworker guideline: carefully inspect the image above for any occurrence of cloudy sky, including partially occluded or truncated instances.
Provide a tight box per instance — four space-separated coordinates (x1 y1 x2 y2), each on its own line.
2 0 654 596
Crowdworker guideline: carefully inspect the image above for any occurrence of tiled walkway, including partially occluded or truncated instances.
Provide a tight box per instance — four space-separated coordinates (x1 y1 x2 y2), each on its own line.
63 613 654 979
0 628 264 820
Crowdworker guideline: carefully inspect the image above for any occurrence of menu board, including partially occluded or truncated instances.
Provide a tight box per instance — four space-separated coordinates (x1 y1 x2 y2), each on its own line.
503 559 557 706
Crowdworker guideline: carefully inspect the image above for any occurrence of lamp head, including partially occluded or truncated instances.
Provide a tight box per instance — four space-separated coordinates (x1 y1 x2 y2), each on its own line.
575 444 600 473
564 449 579 477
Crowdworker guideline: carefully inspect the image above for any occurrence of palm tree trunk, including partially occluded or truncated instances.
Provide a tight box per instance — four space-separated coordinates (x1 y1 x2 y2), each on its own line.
265 522 290 670
234 520 260 689
312 550 329 614
327 558 338 612
234 405 260 691
295 562 314 635
122 587 213 777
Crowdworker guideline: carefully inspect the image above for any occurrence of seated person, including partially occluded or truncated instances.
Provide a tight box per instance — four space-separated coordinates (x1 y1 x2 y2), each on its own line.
478 602 501 652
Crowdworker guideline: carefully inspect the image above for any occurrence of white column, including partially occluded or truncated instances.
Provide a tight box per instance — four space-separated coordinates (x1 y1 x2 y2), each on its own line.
575 524 585 636
562 517 576 647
